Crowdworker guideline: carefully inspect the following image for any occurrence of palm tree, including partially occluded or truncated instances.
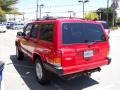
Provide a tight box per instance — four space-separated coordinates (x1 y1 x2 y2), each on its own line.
0 0 18 21
111 0 119 26
0 0 18 12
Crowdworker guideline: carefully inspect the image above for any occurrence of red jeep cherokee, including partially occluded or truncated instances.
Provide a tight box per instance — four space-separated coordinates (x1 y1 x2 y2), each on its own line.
15 18 111 84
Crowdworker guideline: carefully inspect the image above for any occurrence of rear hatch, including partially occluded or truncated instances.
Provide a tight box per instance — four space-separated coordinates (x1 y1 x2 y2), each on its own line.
60 22 109 74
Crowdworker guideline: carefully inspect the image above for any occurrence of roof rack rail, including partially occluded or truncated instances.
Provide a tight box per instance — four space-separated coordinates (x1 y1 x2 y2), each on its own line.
35 16 84 21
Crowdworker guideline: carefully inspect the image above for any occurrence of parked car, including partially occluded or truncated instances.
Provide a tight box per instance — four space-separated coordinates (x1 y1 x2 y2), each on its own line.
0 24 6 33
11 23 25 30
15 18 111 84
5 22 14 29
96 21 110 35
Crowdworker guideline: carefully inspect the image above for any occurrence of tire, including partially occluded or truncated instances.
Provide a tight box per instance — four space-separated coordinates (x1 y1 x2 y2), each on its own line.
16 46 24 60
35 58 49 84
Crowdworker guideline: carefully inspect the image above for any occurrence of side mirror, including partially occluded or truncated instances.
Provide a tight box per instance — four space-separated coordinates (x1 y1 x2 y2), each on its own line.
17 32 23 36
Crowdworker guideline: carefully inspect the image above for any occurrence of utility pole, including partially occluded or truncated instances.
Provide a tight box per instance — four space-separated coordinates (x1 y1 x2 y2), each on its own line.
39 4 44 20
78 0 89 19
13 14 16 23
22 12 25 21
36 0 39 20
107 0 109 22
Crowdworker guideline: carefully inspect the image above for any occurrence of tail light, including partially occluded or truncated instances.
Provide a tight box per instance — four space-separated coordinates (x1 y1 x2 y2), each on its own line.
53 50 62 67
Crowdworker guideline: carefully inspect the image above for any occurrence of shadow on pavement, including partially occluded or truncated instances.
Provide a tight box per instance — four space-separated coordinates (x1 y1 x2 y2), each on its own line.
10 55 99 90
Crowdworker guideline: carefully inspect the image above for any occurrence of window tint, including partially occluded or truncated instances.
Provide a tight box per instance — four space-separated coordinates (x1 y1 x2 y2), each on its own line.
62 23 106 44
40 24 54 42
30 24 38 38
24 24 32 37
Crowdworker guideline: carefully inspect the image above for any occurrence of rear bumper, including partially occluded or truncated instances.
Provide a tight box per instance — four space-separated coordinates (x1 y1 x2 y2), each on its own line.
107 57 112 65
63 59 111 75
44 62 63 76
44 58 111 76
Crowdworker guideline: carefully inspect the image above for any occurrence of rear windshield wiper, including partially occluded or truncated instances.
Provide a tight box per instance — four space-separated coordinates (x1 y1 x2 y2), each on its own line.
85 40 103 45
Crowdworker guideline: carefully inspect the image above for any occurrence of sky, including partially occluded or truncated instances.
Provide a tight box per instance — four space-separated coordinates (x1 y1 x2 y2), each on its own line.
15 0 120 20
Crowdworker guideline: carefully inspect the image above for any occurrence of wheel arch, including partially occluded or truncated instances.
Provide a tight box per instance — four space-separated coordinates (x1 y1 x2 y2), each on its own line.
33 53 43 64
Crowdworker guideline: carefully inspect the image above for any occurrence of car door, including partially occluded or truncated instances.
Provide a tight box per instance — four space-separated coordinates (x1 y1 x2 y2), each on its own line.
20 23 33 56
27 24 39 57
38 23 55 63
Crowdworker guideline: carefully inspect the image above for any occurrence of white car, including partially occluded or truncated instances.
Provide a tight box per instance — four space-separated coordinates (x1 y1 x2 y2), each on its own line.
12 23 25 30
0 24 6 33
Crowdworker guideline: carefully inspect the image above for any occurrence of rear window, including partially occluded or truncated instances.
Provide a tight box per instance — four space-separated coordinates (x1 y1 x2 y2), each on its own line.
62 23 106 44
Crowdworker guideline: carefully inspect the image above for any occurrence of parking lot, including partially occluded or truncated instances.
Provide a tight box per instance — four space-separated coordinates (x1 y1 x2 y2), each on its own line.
0 29 120 90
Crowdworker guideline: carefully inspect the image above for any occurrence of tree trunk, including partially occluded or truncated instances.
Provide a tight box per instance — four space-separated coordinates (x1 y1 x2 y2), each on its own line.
112 11 115 27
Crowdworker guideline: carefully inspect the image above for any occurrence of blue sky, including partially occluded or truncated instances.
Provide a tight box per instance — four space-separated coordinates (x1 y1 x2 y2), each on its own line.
15 0 120 20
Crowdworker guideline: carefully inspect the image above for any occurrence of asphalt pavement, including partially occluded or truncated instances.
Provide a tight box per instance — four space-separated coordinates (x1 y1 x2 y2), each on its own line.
0 29 120 90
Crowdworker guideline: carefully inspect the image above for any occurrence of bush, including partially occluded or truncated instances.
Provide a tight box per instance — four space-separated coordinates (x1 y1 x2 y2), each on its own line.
0 15 6 22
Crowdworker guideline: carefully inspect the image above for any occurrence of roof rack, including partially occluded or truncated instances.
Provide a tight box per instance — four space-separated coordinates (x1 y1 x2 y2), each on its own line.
35 16 84 21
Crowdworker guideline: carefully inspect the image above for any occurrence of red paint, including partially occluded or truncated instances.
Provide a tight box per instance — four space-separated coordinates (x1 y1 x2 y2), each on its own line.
16 18 110 76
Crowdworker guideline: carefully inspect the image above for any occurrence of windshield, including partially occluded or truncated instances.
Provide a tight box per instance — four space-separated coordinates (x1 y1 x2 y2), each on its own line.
62 23 106 44
101 22 109 29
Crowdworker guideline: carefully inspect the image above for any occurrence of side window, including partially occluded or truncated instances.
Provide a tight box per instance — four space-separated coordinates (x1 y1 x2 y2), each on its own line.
40 24 54 42
30 24 38 38
24 24 32 37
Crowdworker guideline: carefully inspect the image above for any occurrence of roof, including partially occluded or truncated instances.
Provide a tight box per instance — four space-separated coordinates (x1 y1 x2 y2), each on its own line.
31 17 101 24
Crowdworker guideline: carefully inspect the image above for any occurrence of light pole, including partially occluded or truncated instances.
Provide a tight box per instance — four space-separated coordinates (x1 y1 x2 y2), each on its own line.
78 0 89 19
39 4 44 20
68 11 74 18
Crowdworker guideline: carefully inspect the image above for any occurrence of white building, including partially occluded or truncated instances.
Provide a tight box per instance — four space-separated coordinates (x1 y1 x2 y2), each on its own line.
5 14 24 23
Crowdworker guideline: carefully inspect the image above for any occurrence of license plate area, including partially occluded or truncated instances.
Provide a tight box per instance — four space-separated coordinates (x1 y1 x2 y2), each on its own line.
84 50 94 58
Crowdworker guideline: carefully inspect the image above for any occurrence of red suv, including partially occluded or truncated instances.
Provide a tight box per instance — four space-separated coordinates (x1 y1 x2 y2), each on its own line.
15 18 111 84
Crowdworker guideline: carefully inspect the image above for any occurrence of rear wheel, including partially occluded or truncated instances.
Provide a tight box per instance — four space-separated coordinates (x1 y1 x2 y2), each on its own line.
35 58 49 84
16 46 24 60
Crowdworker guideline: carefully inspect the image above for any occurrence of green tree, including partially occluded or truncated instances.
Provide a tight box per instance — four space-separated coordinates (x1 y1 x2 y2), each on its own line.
85 12 99 20
117 17 120 26
111 0 120 26
0 7 4 16
0 0 18 12
0 7 6 21
96 7 117 26
0 0 19 21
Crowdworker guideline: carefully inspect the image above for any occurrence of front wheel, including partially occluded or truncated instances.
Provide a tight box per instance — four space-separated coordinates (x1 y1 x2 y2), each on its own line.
16 46 24 60
35 58 49 84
